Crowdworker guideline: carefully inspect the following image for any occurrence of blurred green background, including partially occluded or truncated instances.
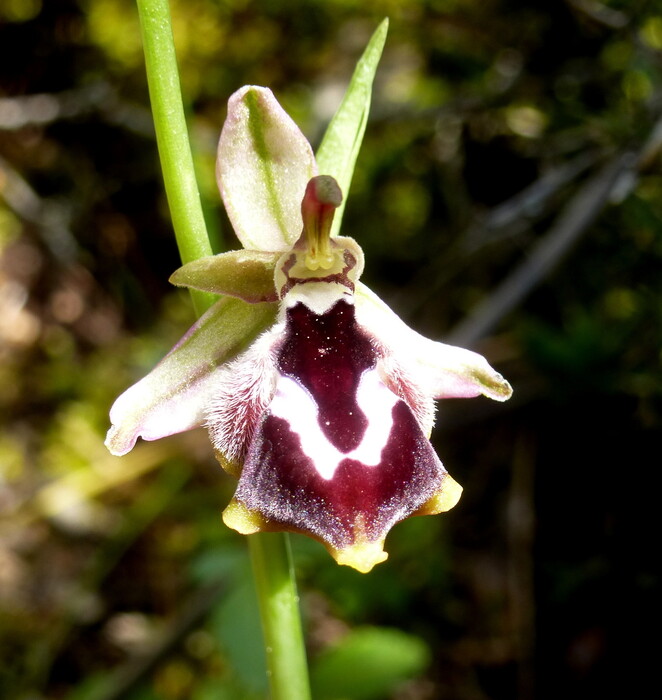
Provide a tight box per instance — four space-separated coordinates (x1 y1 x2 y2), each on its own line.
1 0 660 698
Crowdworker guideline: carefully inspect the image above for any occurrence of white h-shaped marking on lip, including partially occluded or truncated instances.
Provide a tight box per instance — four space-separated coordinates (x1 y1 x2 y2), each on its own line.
269 368 398 480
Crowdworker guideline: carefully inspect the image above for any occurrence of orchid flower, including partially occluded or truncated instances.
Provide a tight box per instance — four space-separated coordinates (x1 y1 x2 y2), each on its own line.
105 85 512 573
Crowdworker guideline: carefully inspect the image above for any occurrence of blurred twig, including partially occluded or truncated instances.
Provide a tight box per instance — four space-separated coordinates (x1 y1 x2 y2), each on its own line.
462 151 598 253
446 148 638 347
567 0 629 29
0 153 78 261
0 83 154 137
402 150 600 319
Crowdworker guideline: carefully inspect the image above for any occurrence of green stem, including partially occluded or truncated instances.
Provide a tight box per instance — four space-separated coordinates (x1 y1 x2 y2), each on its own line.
136 1 311 697
136 0 215 316
249 534 311 700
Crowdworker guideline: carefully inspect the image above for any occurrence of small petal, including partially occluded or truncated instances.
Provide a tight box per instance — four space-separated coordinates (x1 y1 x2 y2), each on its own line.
355 283 513 402
217 86 317 251
105 297 278 456
170 250 281 303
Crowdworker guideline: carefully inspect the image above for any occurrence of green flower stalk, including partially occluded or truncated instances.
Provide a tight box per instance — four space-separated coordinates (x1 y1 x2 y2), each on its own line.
136 0 215 316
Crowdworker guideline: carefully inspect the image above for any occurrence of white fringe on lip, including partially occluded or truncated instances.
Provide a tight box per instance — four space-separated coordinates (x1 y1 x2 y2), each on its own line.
205 325 281 465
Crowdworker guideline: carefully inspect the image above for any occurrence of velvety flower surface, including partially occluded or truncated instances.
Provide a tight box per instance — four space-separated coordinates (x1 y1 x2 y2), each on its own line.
106 87 512 572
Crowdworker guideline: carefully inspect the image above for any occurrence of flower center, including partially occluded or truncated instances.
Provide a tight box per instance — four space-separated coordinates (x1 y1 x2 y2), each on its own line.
273 175 365 303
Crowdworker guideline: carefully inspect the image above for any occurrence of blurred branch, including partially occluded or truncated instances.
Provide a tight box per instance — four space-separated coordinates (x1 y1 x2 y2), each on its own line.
638 111 662 169
462 150 599 254
447 150 634 347
445 106 662 347
0 83 154 137
610 109 662 202
404 149 600 318
567 0 629 29
0 153 78 261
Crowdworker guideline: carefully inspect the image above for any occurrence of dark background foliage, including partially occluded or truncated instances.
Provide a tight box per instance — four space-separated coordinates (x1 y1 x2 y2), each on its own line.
1 1 660 699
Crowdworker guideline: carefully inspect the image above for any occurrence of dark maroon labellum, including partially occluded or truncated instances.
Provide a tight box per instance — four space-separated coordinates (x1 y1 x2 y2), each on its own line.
234 299 446 549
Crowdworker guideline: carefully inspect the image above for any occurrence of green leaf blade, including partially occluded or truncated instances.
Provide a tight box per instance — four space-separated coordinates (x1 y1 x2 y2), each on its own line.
311 626 430 700
316 18 389 237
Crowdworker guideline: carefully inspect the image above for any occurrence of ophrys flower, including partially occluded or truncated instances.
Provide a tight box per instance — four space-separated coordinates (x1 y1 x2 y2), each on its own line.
106 86 512 573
